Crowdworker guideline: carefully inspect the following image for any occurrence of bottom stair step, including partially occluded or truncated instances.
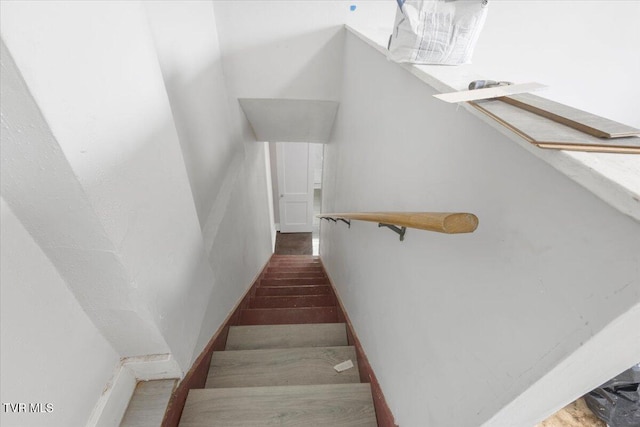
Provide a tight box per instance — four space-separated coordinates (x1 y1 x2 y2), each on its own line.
180 383 377 427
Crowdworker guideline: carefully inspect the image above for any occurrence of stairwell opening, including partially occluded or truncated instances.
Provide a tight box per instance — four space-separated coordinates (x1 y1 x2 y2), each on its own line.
269 142 324 256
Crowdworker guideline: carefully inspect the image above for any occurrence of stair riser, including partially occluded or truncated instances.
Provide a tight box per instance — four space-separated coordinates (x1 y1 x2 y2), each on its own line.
264 272 326 279
238 307 338 325
255 285 332 297
268 264 322 270
271 255 319 258
270 257 319 264
250 295 335 309
266 266 324 274
261 278 329 286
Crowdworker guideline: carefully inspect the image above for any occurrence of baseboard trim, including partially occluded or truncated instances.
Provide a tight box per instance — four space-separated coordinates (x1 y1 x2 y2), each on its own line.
87 353 183 427
161 255 273 427
122 353 182 381
320 259 398 427
86 363 137 427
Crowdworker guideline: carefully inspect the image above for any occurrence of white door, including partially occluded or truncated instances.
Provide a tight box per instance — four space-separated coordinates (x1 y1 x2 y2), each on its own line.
276 142 314 233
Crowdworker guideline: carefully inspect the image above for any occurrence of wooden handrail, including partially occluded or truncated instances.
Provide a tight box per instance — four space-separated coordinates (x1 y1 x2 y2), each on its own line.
318 212 479 234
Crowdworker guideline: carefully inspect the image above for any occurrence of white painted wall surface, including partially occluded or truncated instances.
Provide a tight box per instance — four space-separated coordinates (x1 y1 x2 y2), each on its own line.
269 142 281 225
213 0 395 101
2 2 271 382
239 99 339 143
321 32 640 427
196 140 274 352
1 1 217 372
0 199 120 427
0 39 171 359
143 1 274 357
145 0 238 227
472 0 640 129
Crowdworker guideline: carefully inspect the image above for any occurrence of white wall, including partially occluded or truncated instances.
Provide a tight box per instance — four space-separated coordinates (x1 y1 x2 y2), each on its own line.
472 0 640 128
196 140 274 351
1 0 273 380
0 37 172 360
1 1 215 372
321 32 640 427
143 0 274 357
213 1 395 101
145 0 238 227
0 199 120 427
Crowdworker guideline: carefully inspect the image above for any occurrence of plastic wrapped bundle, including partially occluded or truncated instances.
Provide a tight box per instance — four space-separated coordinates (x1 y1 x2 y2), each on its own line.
388 0 489 65
584 364 640 427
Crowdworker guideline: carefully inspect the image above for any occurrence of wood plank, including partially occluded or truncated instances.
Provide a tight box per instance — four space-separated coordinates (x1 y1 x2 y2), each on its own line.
470 99 640 154
238 307 338 325
121 379 176 427
261 277 329 286
179 384 377 427
500 93 640 139
206 346 359 388
255 285 332 297
249 295 335 309
225 323 348 350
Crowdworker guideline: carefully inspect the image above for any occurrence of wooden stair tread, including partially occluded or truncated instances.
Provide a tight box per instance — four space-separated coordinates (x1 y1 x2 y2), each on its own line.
264 272 326 279
255 284 331 296
206 346 359 388
249 295 335 309
179 384 377 427
261 277 329 286
239 307 338 325
266 266 324 273
225 323 348 350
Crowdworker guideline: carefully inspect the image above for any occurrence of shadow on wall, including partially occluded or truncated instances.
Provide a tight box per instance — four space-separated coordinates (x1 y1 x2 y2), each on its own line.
220 26 346 100
162 61 239 228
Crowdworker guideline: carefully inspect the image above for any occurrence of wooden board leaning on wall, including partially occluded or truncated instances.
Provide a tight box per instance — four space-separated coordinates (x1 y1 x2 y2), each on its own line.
470 99 640 154
499 93 640 139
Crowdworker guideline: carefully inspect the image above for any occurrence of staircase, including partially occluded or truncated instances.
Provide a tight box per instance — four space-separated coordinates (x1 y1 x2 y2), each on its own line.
178 255 378 426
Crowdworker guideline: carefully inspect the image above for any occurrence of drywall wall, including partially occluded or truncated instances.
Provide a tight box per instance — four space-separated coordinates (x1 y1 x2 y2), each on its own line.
143 0 274 358
321 32 640 427
212 0 395 101
0 199 120 427
1 1 215 372
196 139 274 352
0 38 171 359
145 0 237 227
472 0 640 128
239 99 339 143
269 143 281 225
2 0 276 372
